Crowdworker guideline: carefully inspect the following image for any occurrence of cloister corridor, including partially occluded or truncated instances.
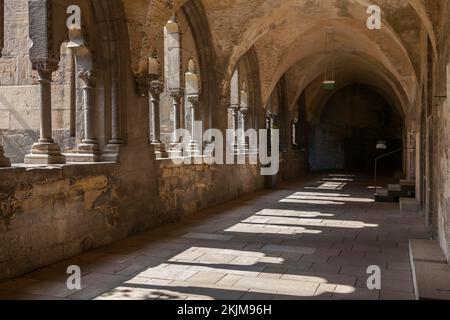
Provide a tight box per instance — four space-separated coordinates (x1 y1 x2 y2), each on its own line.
0 174 425 300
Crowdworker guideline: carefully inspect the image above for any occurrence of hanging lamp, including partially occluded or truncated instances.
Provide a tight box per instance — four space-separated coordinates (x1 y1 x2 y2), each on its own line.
323 26 336 90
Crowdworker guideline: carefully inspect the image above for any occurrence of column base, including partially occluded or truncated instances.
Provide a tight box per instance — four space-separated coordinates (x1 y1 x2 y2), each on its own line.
25 142 66 165
169 142 183 158
102 143 121 162
204 142 215 157
186 141 201 157
152 142 169 159
66 143 101 163
233 143 241 155
238 143 249 154
0 147 11 167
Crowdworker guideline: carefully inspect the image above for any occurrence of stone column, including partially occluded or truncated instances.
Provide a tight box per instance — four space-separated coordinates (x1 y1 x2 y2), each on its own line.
25 65 66 165
72 70 100 162
229 104 240 154
185 58 200 157
110 74 123 145
239 81 249 153
0 2 10 167
168 88 185 158
187 95 200 156
149 79 168 158
0 0 4 58
102 69 122 162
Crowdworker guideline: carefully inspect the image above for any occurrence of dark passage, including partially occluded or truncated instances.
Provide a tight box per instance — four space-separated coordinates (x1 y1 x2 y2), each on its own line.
309 84 403 174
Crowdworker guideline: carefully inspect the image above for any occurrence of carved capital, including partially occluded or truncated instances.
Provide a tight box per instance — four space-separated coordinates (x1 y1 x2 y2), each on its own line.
169 88 185 102
149 80 164 98
78 69 96 87
32 59 59 74
135 73 148 97
187 95 200 107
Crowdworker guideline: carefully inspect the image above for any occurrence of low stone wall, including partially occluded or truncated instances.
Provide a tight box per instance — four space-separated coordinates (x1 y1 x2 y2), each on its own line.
0 164 124 279
158 159 265 219
0 158 272 280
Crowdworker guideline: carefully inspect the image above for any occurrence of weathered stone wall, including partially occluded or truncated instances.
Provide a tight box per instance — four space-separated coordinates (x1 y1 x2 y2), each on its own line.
0 158 272 280
431 100 450 261
158 160 265 218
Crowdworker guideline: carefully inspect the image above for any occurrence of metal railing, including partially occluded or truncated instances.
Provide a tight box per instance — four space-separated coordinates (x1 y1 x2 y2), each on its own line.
374 148 403 195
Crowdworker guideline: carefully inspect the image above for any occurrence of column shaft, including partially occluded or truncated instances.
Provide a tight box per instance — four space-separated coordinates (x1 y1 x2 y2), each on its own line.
39 71 53 143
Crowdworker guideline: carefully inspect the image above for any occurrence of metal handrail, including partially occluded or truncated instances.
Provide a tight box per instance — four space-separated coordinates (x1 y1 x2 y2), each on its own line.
374 148 403 195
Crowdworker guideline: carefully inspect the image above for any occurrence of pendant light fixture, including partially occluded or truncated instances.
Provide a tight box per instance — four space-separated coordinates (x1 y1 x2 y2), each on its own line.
323 26 336 90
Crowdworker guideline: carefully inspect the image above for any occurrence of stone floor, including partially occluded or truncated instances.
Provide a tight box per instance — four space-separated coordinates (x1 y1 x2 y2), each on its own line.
0 173 427 300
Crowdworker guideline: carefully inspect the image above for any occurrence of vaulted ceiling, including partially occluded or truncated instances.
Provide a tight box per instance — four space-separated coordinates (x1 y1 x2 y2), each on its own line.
121 0 441 117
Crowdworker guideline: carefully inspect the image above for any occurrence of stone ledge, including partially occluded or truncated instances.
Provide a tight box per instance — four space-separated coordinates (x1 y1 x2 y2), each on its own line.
156 155 261 169
409 239 450 300
0 162 119 186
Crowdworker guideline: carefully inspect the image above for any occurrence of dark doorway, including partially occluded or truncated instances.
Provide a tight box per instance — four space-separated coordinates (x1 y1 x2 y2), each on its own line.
309 84 403 174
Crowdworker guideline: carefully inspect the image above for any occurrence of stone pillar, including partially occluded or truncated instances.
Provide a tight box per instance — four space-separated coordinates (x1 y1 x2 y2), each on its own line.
73 70 100 162
229 69 240 154
187 95 200 156
0 2 10 167
168 88 185 158
0 0 4 58
185 58 201 157
229 104 240 154
239 81 249 153
149 79 168 158
102 69 122 162
25 65 66 165
110 74 123 145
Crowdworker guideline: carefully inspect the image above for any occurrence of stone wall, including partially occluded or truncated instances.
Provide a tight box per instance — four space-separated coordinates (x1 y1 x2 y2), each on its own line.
0 156 276 280
158 160 265 219
432 100 450 261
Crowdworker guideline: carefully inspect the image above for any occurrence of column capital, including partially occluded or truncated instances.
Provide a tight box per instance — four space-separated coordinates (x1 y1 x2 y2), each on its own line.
78 69 96 88
32 59 59 74
148 79 164 98
169 88 185 101
187 95 199 107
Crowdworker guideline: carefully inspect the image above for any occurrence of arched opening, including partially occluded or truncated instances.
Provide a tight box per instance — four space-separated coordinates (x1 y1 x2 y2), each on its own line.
309 83 404 174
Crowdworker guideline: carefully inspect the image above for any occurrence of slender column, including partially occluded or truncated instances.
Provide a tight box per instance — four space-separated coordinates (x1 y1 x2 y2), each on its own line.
185 58 200 157
109 73 123 144
239 81 249 153
25 65 66 165
79 71 97 145
168 88 185 158
187 95 200 156
149 79 167 158
0 0 4 58
230 69 240 153
0 2 10 167
68 70 100 162
229 104 240 153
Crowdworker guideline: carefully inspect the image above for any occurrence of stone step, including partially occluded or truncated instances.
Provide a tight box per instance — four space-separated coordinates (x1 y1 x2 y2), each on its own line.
400 197 419 212
388 184 411 198
409 239 450 300
375 189 396 202
400 179 416 192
